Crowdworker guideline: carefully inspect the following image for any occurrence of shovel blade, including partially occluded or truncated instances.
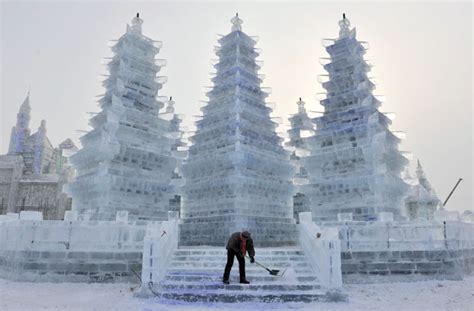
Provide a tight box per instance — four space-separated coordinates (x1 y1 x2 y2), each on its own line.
269 269 280 276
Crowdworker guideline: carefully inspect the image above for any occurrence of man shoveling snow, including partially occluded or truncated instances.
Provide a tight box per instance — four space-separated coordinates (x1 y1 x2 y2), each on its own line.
223 231 255 284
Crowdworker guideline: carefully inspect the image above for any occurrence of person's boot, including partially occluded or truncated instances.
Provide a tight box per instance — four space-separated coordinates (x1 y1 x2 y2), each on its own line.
240 279 250 284
223 279 230 285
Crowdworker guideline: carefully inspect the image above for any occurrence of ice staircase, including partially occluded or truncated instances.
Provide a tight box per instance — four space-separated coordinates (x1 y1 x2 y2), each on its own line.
150 246 329 303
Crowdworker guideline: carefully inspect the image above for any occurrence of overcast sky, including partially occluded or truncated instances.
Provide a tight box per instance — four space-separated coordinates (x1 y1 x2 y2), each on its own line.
1 1 472 213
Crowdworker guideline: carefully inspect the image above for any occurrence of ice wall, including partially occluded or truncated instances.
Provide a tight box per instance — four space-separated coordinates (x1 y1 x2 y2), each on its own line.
0 212 148 282
321 214 474 282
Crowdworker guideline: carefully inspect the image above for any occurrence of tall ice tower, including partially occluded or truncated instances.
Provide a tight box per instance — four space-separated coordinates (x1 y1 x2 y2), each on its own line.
65 14 180 221
180 14 296 246
300 14 409 222
8 93 31 155
286 98 314 222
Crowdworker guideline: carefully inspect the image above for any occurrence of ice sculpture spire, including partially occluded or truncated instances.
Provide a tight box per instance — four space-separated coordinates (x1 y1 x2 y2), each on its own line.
300 16 409 221
180 15 296 246
65 15 180 221
165 96 175 113
416 160 436 196
8 92 32 154
404 160 440 220
128 12 143 34
338 13 352 38
231 13 243 32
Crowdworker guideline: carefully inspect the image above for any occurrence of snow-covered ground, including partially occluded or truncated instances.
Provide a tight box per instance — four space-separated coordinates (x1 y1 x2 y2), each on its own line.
1 277 473 311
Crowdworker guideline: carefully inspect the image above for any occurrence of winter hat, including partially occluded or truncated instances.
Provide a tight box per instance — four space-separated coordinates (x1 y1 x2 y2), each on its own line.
242 231 251 238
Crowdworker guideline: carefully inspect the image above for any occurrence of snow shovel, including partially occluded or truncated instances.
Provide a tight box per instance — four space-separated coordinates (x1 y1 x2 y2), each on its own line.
245 255 280 276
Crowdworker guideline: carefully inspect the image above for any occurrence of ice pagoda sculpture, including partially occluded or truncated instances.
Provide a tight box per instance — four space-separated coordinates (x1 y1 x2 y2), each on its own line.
300 14 409 222
65 14 179 221
180 14 297 246
404 160 441 221
164 97 186 215
286 98 314 222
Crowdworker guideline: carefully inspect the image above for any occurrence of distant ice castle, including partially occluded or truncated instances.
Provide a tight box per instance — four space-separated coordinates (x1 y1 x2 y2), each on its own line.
0 93 76 219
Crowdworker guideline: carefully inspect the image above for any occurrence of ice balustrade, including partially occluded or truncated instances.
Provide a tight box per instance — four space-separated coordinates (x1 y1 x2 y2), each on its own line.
140 211 180 293
0 216 148 253
298 212 342 289
338 220 474 253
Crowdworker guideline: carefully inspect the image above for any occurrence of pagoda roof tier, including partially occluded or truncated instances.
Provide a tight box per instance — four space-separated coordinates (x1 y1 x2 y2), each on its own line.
196 109 277 130
211 66 262 85
213 57 261 73
218 30 257 46
183 150 293 178
96 94 164 116
215 41 259 58
200 98 272 118
322 74 375 93
107 54 163 73
188 119 283 146
324 55 371 73
206 83 269 102
321 89 380 107
309 120 401 144
112 33 161 54
188 134 288 160
324 35 369 55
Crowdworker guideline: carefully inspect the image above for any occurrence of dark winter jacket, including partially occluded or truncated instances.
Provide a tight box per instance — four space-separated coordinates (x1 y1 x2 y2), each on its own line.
226 232 255 257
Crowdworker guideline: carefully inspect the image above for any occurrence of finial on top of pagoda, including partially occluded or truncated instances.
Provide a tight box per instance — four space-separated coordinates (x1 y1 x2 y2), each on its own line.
231 13 243 32
297 97 306 114
39 119 47 131
130 12 143 34
338 12 351 38
166 96 175 113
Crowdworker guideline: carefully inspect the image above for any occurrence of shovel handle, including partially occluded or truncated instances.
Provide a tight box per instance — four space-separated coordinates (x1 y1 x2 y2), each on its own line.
245 255 270 271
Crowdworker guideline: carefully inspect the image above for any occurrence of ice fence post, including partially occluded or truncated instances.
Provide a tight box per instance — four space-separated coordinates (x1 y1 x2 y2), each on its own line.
140 211 179 295
298 212 342 289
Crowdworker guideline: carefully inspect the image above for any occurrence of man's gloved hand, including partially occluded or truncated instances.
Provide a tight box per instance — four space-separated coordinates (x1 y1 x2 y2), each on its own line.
250 256 255 263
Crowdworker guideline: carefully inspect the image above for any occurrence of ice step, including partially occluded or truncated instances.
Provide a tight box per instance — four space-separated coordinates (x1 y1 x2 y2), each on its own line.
164 274 318 283
156 290 328 303
173 250 304 256
169 261 310 268
166 268 315 275
171 255 307 261
159 282 322 291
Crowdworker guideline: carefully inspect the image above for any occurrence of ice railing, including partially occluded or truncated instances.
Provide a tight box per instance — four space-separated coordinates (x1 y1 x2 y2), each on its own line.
334 216 474 252
0 211 148 252
140 211 179 294
298 212 342 289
